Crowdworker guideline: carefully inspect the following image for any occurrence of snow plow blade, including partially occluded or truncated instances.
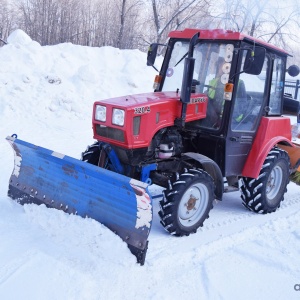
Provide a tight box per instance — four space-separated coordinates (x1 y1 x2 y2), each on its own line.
6 136 153 265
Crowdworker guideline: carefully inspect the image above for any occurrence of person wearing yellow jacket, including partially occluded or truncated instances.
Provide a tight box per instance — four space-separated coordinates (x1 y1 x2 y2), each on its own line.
205 61 227 128
207 62 246 128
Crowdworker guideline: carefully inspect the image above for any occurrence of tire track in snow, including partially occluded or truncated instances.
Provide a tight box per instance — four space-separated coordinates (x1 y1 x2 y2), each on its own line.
212 190 296 232
204 193 300 231
148 189 300 263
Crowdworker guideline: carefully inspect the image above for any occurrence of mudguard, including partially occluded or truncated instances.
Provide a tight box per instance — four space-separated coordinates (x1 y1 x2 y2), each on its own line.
6 136 153 265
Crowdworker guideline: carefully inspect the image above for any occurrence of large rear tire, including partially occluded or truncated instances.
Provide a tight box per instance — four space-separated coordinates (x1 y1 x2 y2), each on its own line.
241 147 290 213
159 168 214 236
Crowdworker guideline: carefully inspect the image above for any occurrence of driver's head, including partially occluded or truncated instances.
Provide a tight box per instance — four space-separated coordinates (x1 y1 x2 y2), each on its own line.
216 57 225 76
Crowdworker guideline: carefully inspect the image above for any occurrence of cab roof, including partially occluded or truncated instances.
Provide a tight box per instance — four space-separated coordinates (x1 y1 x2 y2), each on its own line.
168 28 290 56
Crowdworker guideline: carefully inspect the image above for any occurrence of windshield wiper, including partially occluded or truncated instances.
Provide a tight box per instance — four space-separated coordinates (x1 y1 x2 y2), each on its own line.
174 51 188 67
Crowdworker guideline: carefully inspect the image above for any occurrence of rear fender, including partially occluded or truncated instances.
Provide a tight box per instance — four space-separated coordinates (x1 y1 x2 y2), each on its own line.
242 117 294 178
6 136 153 265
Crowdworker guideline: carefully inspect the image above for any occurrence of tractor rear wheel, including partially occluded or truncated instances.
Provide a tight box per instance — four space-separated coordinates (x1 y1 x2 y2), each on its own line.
241 147 290 213
158 168 214 236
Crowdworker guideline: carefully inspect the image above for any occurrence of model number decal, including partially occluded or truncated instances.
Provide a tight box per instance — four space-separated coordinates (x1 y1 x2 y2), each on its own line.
134 106 151 114
191 97 206 103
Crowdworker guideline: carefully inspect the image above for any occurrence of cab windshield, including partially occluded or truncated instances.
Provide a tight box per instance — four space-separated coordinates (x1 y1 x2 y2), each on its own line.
162 41 234 129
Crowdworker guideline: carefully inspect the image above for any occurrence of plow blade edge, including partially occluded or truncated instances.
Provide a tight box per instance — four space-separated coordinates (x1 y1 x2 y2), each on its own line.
6 136 153 265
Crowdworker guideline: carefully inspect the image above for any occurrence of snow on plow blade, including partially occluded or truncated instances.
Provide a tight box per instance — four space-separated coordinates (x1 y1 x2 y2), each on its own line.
6 136 153 265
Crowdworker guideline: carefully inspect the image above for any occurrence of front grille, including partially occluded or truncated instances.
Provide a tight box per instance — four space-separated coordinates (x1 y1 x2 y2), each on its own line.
96 125 125 142
133 116 141 135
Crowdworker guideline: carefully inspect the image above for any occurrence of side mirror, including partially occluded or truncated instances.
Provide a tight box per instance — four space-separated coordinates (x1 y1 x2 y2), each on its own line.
147 43 158 66
243 47 266 75
287 65 300 77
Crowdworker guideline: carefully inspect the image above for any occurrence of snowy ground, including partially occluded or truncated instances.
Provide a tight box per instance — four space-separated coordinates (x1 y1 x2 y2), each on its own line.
0 30 300 300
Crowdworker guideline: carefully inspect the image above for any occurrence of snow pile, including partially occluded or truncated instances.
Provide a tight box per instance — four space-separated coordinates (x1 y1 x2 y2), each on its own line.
0 30 300 300
0 30 156 146
7 29 33 45
0 30 158 155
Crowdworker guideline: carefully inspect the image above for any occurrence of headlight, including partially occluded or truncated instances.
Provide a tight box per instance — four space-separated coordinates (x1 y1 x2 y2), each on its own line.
112 108 125 126
95 105 106 122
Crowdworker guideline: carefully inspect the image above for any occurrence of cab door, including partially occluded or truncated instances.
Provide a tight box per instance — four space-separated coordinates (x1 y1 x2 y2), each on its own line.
225 51 271 177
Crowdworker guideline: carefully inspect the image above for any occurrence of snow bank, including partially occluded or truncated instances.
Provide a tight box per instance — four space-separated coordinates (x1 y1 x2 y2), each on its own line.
7 29 33 46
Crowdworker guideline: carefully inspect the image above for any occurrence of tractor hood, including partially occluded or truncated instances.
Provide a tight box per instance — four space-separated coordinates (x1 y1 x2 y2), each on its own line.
92 92 208 149
96 92 183 107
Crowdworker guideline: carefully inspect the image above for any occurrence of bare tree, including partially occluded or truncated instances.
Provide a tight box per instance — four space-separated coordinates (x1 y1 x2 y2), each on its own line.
116 0 127 48
113 0 143 49
207 0 300 65
148 0 211 45
0 0 14 43
212 0 300 51
1 0 299 65
18 0 60 45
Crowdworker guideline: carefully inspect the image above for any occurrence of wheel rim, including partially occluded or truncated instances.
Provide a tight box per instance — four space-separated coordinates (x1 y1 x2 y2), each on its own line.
266 165 283 203
178 182 209 227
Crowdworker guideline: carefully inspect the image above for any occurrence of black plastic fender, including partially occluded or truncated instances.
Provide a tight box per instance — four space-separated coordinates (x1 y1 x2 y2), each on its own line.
182 152 224 200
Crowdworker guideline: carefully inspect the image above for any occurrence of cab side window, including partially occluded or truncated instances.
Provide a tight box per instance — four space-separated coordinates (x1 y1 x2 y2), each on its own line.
269 57 284 115
231 52 269 132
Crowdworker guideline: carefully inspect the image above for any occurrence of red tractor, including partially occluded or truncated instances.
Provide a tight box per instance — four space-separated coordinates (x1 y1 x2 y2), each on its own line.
83 29 300 234
7 29 300 264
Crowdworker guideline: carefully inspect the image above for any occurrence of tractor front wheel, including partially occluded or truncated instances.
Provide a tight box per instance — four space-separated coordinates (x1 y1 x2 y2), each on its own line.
241 147 290 213
158 168 214 236
81 142 111 170
81 142 100 165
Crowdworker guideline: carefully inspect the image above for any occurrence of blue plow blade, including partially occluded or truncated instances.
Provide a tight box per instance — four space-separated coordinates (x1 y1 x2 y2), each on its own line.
6 136 153 265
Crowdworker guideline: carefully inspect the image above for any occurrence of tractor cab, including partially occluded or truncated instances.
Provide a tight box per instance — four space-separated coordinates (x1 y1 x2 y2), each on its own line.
148 29 299 178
